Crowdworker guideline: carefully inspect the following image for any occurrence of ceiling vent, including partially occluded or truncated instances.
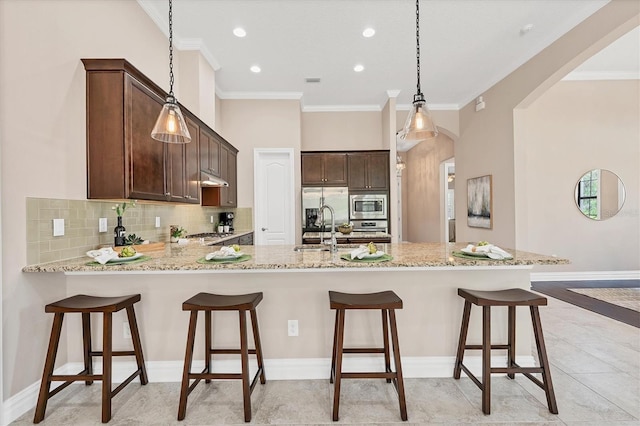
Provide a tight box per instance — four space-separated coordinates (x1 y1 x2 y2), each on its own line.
305 77 321 83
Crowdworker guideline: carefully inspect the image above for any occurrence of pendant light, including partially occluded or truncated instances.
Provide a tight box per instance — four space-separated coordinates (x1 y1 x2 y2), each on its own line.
402 0 437 141
151 0 191 144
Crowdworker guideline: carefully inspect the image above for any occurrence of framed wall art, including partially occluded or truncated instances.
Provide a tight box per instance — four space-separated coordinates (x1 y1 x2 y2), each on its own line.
467 175 493 229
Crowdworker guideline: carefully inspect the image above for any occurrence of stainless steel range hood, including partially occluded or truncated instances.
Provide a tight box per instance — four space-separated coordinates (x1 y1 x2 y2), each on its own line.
201 170 229 187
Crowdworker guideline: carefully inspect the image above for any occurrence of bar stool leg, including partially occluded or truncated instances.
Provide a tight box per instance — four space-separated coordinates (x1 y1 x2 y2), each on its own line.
382 309 391 383
205 310 212 384
82 313 93 385
453 301 472 379
530 306 558 414
481 306 491 415
250 308 266 384
102 312 113 423
178 311 198 421
388 309 408 421
238 310 252 422
330 310 339 384
332 309 346 421
126 306 148 385
34 313 64 423
507 306 516 379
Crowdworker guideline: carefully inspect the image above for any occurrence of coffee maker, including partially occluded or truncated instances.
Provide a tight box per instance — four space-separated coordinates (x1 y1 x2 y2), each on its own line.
219 212 234 232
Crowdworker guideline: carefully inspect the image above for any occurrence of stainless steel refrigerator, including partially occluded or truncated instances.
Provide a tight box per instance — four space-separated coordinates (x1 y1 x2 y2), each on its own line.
302 187 349 232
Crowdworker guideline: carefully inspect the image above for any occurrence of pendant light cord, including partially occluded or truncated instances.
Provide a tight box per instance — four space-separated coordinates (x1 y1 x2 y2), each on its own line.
415 0 422 97
168 0 175 98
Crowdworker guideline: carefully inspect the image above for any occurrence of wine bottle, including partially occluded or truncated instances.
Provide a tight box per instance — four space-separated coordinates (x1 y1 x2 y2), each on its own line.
114 216 126 246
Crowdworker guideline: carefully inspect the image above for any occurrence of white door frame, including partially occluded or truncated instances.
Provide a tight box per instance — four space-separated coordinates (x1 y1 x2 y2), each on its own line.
442 159 455 243
253 148 295 245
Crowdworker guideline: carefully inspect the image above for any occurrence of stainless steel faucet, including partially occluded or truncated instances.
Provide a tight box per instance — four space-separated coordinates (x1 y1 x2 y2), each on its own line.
319 204 337 253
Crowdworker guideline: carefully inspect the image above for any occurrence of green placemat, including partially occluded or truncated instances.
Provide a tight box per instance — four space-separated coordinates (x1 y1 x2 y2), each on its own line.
452 251 510 260
85 255 152 266
340 253 393 263
197 254 252 264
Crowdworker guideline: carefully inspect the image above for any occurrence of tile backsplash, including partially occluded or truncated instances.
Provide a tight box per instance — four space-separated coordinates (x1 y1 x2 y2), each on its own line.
26 198 252 265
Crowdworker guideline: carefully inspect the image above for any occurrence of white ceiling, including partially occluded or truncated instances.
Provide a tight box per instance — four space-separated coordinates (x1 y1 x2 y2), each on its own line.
138 0 638 111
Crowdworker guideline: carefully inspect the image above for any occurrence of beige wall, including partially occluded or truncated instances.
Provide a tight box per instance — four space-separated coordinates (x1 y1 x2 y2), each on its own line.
301 111 383 150
458 0 639 249
516 80 639 272
0 0 181 397
177 50 216 128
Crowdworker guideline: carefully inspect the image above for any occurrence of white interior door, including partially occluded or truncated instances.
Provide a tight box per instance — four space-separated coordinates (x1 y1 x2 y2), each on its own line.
254 149 295 245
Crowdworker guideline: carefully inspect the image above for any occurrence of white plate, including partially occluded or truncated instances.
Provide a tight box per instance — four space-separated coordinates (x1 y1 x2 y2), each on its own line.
208 251 244 260
460 247 489 257
108 252 144 262
354 251 386 259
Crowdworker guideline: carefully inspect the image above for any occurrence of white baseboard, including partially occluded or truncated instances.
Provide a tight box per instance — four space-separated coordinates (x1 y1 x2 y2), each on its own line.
531 270 640 282
2 355 534 425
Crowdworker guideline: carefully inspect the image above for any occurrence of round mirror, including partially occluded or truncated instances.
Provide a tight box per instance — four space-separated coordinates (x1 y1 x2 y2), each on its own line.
574 169 626 220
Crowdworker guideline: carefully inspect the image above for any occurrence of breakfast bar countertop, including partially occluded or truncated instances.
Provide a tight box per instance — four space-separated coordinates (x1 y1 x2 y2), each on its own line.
22 242 568 273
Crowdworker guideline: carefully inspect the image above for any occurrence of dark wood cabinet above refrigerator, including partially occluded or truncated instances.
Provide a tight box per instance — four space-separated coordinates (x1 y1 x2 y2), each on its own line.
301 150 389 191
301 152 348 186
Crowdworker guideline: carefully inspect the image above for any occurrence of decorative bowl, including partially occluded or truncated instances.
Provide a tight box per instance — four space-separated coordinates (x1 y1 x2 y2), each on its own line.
338 225 353 235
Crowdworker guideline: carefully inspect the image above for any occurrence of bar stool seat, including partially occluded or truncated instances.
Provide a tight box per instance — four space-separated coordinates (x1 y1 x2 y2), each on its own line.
34 294 148 423
329 290 407 421
178 292 266 422
453 288 558 415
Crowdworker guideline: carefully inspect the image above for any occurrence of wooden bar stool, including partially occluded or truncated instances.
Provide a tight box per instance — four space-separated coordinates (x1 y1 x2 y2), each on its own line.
329 290 407 422
453 288 558 415
34 294 148 423
178 292 266 422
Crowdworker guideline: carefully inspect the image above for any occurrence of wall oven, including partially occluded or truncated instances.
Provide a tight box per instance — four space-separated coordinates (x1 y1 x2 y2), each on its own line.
349 194 387 220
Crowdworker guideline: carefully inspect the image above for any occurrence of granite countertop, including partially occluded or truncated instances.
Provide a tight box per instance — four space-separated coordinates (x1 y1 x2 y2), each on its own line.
23 242 568 273
302 231 391 239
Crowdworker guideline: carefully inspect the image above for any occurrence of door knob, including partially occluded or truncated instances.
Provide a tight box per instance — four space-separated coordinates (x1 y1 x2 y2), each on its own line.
261 227 268 231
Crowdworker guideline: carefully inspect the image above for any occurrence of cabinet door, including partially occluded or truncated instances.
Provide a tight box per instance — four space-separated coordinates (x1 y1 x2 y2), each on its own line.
184 118 200 203
219 144 230 205
226 150 237 207
166 143 185 202
367 152 389 190
301 153 325 185
323 153 348 185
347 153 368 190
126 76 167 201
238 232 253 245
199 128 220 177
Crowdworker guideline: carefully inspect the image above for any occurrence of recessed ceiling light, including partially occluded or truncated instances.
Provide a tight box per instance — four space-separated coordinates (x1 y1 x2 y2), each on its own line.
353 64 364 72
362 28 375 38
233 27 247 38
520 24 534 36
250 65 261 73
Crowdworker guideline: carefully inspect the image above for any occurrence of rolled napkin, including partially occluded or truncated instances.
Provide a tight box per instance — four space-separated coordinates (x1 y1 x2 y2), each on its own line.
86 247 120 265
205 246 238 260
464 244 513 260
350 245 370 259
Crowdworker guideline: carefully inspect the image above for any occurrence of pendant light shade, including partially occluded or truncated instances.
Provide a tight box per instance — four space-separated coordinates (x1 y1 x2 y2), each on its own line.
402 0 437 142
151 0 191 144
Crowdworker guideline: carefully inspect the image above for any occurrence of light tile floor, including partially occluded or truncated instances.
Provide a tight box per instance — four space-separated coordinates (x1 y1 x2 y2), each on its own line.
12 297 640 425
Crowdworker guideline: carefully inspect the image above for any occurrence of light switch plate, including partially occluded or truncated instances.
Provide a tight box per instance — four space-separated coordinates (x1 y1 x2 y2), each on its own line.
155 217 161 228
99 217 108 232
53 219 64 236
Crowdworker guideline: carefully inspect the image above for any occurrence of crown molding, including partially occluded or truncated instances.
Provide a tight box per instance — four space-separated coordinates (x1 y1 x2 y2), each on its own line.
396 103 460 111
216 89 303 101
302 105 382 112
176 38 221 71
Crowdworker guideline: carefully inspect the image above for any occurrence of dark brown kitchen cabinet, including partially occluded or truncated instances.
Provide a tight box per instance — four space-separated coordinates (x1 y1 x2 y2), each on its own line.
200 127 220 177
201 142 238 208
347 152 389 190
301 152 348 186
83 58 215 205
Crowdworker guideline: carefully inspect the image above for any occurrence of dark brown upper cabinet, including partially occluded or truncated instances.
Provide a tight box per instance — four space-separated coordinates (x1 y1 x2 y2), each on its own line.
347 151 389 191
301 152 348 186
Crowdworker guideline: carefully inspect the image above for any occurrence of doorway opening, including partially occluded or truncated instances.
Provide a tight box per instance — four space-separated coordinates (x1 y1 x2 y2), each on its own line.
442 160 455 242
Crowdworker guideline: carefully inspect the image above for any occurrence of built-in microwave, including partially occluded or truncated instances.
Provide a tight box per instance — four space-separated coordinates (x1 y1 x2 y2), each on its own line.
350 194 387 220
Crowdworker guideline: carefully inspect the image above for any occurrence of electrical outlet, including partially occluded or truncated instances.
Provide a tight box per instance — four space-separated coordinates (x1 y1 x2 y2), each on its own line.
288 319 299 337
155 216 161 228
123 322 131 339
99 217 108 232
53 219 64 236
210 215 214 224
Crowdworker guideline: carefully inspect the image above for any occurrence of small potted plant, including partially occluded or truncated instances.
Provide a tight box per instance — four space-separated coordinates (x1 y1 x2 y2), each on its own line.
170 226 187 243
